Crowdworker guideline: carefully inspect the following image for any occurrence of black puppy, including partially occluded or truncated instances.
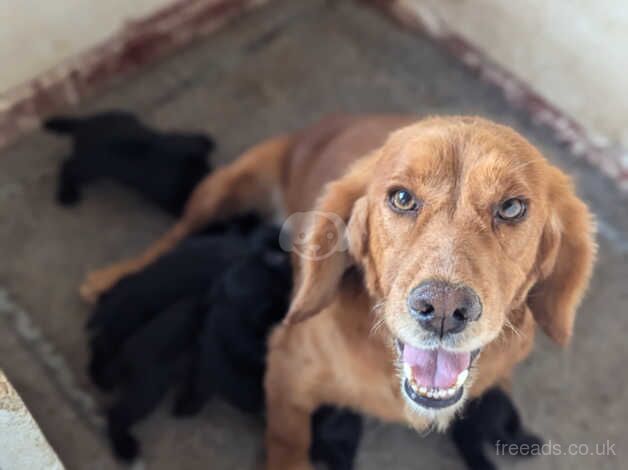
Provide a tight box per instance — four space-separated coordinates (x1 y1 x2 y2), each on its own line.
171 226 364 470
87 214 262 391
449 387 543 470
310 406 363 470
173 226 292 415
104 297 205 460
88 219 363 468
45 111 214 215
89 219 270 459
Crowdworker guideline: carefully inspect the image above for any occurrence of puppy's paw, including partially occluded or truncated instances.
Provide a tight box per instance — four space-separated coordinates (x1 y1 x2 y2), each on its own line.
172 391 207 417
87 356 116 391
111 431 140 462
57 183 81 206
505 432 544 459
172 400 204 418
464 457 497 470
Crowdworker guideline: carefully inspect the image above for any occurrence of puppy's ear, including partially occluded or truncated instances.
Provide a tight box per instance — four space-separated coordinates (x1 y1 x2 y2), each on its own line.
283 156 376 325
43 116 81 135
527 168 596 346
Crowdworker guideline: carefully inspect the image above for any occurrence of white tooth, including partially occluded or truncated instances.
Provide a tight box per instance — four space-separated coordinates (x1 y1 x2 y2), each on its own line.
456 369 469 387
447 388 456 397
427 390 434 398
410 380 419 392
418 386 427 395
403 363 412 378
438 389 447 399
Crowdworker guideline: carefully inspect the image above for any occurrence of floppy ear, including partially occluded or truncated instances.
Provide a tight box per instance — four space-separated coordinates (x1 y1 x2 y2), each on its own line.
527 169 596 346
283 156 376 325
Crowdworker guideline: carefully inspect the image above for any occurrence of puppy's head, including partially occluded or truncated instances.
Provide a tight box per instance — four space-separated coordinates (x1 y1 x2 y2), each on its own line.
285 116 595 425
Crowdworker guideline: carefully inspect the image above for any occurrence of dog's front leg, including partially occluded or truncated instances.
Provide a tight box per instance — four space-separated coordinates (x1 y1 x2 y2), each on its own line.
265 396 315 470
264 334 317 470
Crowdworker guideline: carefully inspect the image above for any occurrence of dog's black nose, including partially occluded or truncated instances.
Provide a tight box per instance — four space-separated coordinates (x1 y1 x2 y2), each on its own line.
407 280 482 336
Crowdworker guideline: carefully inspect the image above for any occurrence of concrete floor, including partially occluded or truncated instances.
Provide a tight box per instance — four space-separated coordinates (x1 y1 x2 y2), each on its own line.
0 0 627 469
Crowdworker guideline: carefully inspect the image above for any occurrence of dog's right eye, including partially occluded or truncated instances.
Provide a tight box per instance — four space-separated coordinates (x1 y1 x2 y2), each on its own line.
495 197 527 222
388 188 420 214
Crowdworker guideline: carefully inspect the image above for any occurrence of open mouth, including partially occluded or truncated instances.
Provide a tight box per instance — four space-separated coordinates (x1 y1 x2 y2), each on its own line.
396 340 480 410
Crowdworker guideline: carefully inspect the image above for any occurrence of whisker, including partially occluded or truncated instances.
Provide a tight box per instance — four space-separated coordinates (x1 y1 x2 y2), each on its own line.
369 299 389 336
504 318 523 339
371 300 386 314
370 316 387 336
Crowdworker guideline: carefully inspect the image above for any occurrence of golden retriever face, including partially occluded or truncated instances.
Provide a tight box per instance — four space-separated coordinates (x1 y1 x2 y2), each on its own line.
367 122 546 350
287 117 595 424
361 121 554 418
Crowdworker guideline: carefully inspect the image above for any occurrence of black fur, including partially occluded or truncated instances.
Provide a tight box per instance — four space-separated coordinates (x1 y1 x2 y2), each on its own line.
87 217 363 469
45 111 214 215
450 387 543 470
172 227 293 415
310 406 363 470
87 224 258 391
104 297 203 459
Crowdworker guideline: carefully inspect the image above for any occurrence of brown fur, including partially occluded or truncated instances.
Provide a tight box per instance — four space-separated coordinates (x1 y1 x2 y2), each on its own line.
81 115 596 470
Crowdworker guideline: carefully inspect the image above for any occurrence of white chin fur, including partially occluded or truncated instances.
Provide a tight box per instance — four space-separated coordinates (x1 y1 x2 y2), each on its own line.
401 383 469 431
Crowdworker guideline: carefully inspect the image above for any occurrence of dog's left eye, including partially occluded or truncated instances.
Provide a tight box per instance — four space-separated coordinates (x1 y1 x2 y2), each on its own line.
496 198 527 221
388 188 419 213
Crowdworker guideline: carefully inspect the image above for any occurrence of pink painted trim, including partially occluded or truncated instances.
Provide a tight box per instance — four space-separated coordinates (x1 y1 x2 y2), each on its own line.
0 0 266 150
363 0 628 191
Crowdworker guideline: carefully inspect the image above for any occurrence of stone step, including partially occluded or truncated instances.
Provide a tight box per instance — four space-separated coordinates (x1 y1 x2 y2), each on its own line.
0 297 120 470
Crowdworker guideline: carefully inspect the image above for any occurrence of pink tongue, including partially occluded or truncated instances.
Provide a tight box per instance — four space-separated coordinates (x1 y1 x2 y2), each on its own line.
402 344 470 388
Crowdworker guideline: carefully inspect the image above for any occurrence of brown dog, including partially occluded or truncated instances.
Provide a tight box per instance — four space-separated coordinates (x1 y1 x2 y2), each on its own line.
81 115 596 469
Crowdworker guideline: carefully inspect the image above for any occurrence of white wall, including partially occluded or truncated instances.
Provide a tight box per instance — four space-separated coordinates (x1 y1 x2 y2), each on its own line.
0 0 173 93
2 0 627 150
404 0 628 148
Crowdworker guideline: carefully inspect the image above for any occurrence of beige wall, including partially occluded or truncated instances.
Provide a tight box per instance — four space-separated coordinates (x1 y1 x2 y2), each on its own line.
404 0 628 149
2 0 627 150
0 0 173 92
